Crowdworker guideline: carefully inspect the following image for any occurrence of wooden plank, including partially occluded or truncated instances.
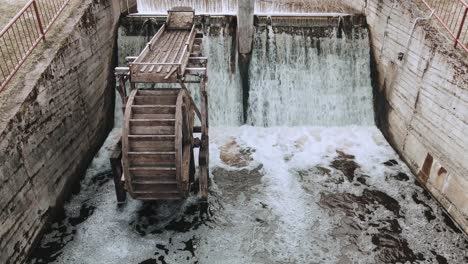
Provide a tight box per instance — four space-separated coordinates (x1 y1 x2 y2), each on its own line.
165 31 190 75
182 143 191 193
136 193 182 200
149 31 179 72
122 89 138 195
179 26 197 76
129 154 175 166
130 119 176 126
130 167 176 177
132 183 179 192
134 95 177 105
137 89 180 95
138 25 168 73
110 139 126 203
157 31 183 73
133 189 180 194
132 105 176 114
174 90 184 191
133 24 166 64
199 76 209 200
132 113 175 120
133 179 178 184
130 125 175 135
128 135 175 140
167 9 194 29
129 140 175 152
178 81 202 121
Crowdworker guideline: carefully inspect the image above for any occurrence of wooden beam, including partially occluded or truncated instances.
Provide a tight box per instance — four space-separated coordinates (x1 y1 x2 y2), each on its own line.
110 139 126 203
199 76 209 200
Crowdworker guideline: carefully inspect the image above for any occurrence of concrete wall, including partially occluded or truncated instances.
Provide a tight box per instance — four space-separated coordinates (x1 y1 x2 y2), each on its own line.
0 0 122 263
366 0 468 233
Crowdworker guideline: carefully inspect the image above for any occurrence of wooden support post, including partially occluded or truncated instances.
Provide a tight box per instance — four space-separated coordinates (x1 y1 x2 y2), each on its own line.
110 140 126 203
199 76 209 200
116 75 128 113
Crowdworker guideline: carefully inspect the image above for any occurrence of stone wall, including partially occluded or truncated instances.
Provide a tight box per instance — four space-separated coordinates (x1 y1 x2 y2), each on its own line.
0 0 122 263
366 0 468 233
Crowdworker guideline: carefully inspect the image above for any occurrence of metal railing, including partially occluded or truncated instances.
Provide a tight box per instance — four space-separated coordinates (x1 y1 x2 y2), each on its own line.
421 0 467 52
0 0 71 91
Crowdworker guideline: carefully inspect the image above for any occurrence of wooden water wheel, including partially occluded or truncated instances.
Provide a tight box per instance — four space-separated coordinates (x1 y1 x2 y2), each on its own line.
111 7 209 203
122 88 197 200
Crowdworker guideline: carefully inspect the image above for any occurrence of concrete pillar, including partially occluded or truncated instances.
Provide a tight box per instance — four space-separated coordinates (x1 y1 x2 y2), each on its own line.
238 0 255 54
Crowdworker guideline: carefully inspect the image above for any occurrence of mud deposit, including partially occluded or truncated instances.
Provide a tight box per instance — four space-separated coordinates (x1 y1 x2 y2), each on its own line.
29 127 467 264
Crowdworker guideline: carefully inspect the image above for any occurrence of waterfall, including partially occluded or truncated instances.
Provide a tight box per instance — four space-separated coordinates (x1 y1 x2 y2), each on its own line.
136 0 238 14
118 19 374 128
136 0 357 14
246 26 374 126
203 31 244 126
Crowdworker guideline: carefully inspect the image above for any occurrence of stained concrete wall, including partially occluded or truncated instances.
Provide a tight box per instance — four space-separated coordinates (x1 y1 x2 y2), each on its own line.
0 0 122 263
365 0 468 233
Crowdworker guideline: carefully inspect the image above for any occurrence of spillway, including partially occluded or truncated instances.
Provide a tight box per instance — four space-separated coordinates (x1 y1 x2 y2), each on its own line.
26 15 468 264
136 0 361 14
2 0 467 263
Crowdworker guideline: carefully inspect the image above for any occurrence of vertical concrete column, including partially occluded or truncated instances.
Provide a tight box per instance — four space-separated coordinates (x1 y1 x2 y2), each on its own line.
238 0 255 54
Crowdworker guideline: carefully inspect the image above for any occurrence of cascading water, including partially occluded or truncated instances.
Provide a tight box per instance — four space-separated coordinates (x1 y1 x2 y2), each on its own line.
136 0 357 14
136 0 238 14
28 16 468 264
117 19 374 127
247 26 374 126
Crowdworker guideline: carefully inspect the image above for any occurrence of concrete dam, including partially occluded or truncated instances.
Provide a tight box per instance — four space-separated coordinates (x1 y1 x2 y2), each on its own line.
0 0 467 263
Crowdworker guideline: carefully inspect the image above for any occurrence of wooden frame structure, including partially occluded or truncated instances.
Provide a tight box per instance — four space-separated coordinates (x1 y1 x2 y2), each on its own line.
112 7 209 203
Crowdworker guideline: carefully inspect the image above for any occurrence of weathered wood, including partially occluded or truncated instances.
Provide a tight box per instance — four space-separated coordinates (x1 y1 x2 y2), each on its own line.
134 95 177 105
174 90 184 192
130 126 175 135
110 139 126 203
130 140 175 152
137 89 179 95
128 153 176 166
130 119 176 126
167 7 194 29
121 8 208 202
199 76 209 200
132 113 175 120
132 105 176 114
130 9 198 83
178 81 202 121
122 89 138 195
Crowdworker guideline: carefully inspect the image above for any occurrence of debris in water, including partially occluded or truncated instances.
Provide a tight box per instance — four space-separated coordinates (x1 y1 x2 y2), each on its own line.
392 172 409 181
330 150 359 181
138 258 158 264
211 165 263 199
383 159 398 166
156 244 169 255
179 236 198 258
219 137 255 167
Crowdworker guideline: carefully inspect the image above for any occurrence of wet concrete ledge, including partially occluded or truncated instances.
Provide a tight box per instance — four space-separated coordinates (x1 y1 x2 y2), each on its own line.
0 0 123 263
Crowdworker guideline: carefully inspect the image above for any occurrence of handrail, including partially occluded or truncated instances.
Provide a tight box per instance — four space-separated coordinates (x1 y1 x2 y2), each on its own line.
421 0 467 52
0 0 72 91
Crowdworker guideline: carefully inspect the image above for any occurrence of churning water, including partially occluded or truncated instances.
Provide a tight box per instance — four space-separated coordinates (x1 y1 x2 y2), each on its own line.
28 19 468 264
